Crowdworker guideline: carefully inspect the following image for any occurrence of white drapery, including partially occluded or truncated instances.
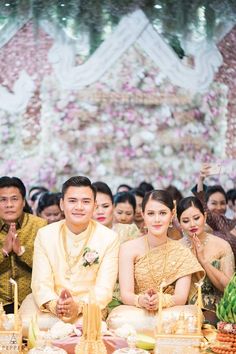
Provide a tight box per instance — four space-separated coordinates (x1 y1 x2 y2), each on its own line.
0 9 229 113
48 10 223 93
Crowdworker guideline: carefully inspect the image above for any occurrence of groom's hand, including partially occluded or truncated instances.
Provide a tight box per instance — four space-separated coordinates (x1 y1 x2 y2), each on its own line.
57 289 80 322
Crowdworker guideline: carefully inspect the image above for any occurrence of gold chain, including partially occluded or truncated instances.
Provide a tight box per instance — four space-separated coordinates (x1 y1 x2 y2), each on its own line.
61 221 94 276
145 235 168 291
184 232 209 249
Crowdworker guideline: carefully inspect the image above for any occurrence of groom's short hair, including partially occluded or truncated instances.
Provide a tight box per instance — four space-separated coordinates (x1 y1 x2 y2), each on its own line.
61 176 96 200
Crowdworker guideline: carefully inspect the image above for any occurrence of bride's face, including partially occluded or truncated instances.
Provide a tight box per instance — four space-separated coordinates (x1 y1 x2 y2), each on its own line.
143 198 172 236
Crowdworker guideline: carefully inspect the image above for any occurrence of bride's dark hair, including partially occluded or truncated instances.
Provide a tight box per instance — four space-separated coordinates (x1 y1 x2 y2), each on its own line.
142 190 174 212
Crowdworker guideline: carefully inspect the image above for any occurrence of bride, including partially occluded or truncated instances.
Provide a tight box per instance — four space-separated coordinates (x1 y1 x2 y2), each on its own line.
107 190 205 334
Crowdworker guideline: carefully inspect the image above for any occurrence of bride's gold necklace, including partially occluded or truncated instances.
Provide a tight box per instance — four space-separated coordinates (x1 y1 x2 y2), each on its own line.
145 235 168 291
61 221 94 279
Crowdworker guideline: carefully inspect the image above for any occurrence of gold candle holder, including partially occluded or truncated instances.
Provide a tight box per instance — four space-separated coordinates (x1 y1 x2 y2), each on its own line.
75 290 107 354
154 280 204 353
195 280 203 335
157 281 166 334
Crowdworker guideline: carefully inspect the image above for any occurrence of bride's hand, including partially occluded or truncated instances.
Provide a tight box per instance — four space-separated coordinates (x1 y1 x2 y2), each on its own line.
146 293 158 311
139 289 158 311
138 293 152 310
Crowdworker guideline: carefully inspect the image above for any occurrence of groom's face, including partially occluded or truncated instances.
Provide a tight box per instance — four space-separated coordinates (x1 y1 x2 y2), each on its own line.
60 186 96 227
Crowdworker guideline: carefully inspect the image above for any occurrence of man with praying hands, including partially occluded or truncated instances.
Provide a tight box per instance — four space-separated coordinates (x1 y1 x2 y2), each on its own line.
20 176 119 326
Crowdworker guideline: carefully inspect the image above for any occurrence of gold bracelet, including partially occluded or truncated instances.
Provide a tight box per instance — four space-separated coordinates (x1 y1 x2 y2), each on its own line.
77 301 84 316
47 300 57 315
134 294 141 308
61 301 84 324
162 294 175 308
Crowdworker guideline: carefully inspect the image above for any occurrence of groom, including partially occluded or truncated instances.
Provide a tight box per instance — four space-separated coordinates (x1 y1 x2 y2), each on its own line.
31 176 119 323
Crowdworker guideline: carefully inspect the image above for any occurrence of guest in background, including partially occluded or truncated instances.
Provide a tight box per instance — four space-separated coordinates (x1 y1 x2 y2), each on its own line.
177 196 234 324
93 181 140 313
92 182 140 242
165 185 184 240
0 176 47 313
113 191 136 225
138 181 154 194
36 192 64 224
225 188 236 219
28 185 49 215
92 182 114 229
116 184 132 193
130 188 145 233
166 185 183 205
192 163 236 259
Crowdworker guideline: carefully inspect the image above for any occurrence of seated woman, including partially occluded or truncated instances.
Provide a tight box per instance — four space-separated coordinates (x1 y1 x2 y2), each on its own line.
130 188 145 233
192 164 236 259
92 182 140 242
165 185 184 240
177 196 235 324
92 181 140 312
107 190 204 334
36 192 64 224
113 191 136 225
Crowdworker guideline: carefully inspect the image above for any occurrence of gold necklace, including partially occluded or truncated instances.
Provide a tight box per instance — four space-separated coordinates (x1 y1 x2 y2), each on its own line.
61 221 95 279
184 233 209 249
145 235 168 291
201 234 209 247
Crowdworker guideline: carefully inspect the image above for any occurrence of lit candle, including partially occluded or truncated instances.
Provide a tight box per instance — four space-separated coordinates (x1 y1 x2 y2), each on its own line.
157 281 165 334
196 281 203 334
9 278 18 329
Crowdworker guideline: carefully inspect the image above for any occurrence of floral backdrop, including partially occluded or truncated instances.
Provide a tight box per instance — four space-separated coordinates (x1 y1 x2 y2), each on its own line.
0 21 235 194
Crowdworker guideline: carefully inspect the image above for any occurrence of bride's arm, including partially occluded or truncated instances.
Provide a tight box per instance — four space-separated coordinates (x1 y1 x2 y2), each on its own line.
119 241 138 306
119 241 151 309
172 275 192 305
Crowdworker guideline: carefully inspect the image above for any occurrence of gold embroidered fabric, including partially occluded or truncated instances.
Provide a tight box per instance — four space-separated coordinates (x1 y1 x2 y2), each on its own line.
134 239 205 301
112 223 140 244
0 213 47 306
182 237 235 312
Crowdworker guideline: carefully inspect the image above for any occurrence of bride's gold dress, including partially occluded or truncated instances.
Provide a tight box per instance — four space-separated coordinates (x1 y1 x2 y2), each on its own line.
107 238 205 335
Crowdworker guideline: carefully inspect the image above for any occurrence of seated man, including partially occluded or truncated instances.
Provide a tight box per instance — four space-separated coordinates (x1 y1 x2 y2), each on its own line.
0 176 47 313
20 176 119 327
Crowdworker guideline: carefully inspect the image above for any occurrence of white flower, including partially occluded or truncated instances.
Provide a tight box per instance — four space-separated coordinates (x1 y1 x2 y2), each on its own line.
130 134 142 148
50 321 74 339
83 247 99 267
139 131 155 142
163 146 173 156
224 324 233 332
115 324 137 339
